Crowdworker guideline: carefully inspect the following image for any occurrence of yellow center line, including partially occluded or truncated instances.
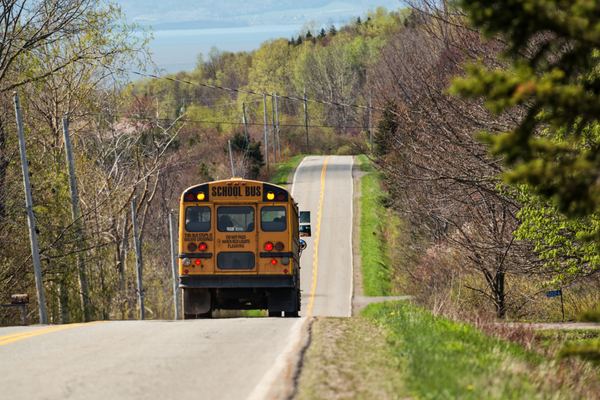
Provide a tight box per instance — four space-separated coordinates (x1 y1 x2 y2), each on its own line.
0 321 105 347
306 156 330 316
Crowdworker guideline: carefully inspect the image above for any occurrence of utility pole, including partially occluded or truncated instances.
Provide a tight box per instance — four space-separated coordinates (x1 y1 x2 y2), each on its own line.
271 93 277 163
369 90 373 155
132 197 144 320
242 101 249 146
263 92 269 170
228 140 236 177
14 92 47 324
304 88 309 151
169 211 180 320
275 92 281 155
62 116 92 322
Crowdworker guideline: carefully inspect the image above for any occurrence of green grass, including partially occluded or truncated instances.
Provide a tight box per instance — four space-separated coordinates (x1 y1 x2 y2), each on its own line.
360 301 593 400
269 154 317 187
357 154 392 296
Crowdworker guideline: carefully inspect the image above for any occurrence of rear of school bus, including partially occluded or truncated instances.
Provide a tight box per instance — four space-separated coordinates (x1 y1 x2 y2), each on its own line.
178 178 302 318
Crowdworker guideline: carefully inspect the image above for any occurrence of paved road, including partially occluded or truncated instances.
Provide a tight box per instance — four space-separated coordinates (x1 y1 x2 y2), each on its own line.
292 156 353 317
0 155 354 400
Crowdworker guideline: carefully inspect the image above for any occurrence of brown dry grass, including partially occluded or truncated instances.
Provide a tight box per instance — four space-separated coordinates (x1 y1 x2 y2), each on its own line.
294 316 410 400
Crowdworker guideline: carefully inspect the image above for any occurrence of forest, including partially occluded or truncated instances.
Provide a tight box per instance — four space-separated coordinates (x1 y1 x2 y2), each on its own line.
1 0 600 330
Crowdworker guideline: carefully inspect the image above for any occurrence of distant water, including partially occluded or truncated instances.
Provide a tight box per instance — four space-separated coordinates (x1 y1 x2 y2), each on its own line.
133 24 307 76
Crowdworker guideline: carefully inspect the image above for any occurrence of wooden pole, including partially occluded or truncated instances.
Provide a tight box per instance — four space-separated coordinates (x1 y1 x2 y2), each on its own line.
14 92 47 324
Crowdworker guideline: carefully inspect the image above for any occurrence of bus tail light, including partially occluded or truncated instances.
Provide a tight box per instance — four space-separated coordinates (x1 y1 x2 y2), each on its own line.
271 259 277 265
199 243 207 251
275 242 284 251
267 192 275 200
264 242 273 251
277 192 285 201
187 243 197 252
197 192 205 201
182 258 191 266
283 269 288 274
184 269 189 274
195 259 201 265
186 193 195 201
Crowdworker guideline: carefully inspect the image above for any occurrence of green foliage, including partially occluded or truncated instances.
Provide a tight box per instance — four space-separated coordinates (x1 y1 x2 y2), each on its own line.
579 305 600 323
559 340 600 365
361 301 588 399
358 155 392 296
512 185 600 285
228 132 264 179
451 0 600 219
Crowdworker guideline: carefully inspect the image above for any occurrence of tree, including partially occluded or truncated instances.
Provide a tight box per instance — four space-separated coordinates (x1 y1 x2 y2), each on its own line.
328 24 338 36
229 132 264 179
369 4 548 318
319 29 326 39
451 0 600 220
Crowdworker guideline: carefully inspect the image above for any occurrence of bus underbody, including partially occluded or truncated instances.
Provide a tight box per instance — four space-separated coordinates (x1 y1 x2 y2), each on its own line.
180 273 301 318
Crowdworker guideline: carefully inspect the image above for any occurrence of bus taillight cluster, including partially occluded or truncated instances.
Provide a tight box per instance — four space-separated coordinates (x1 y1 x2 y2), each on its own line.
187 242 208 252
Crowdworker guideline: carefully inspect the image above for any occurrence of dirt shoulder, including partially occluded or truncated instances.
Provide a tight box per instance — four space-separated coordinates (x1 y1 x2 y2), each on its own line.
497 321 600 330
294 316 410 400
351 157 368 316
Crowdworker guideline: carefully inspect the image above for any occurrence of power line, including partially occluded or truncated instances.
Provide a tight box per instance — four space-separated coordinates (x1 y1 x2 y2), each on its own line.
108 66 386 113
121 115 366 130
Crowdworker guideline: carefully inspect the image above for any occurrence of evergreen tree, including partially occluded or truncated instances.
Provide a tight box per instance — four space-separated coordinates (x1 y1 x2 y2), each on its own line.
296 36 303 45
328 24 337 36
228 132 265 179
374 101 399 157
451 0 600 359
319 28 326 39
356 16 362 25
451 0 600 218
305 30 312 39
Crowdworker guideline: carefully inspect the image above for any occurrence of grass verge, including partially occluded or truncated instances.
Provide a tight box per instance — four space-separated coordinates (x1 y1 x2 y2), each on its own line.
357 154 391 296
361 301 599 399
269 154 316 187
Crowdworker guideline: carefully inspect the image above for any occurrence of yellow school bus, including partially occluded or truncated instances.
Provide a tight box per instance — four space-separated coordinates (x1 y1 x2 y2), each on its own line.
178 178 310 318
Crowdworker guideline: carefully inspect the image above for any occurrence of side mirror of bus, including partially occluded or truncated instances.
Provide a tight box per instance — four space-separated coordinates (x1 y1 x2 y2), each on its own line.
300 211 311 224
299 239 307 250
300 224 311 237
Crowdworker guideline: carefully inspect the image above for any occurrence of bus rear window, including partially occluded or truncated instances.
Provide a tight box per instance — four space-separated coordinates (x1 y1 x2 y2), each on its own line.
185 206 211 232
261 206 286 232
217 206 255 232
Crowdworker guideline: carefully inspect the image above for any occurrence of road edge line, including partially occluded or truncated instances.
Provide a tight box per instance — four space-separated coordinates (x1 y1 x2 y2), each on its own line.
349 156 355 318
246 316 314 400
290 156 307 197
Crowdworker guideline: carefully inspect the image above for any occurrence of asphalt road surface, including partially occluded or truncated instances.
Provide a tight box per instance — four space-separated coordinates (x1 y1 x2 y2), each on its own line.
0 155 354 400
292 156 353 317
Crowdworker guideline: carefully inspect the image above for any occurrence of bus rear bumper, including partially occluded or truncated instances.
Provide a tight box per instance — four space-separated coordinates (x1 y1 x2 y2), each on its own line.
180 274 295 289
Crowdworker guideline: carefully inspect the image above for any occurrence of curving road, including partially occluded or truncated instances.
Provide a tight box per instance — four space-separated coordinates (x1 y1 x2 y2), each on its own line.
0 155 354 400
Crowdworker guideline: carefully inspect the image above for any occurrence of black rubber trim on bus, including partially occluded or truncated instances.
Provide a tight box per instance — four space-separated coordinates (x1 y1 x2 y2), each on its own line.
179 253 213 259
259 252 295 258
179 275 295 288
